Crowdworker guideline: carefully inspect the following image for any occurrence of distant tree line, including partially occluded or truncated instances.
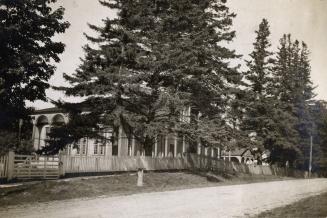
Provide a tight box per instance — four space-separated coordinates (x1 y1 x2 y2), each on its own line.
0 0 326 173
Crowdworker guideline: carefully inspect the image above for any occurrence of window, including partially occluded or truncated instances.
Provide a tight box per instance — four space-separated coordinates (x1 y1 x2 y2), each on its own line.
78 138 87 155
99 139 105 155
94 138 105 155
179 107 191 123
94 139 98 155
102 128 111 154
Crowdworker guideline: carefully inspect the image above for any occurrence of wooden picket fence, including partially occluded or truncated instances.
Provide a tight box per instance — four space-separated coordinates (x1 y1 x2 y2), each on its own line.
0 152 60 181
60 154 304 178
61 155 189 174
1 152 305 181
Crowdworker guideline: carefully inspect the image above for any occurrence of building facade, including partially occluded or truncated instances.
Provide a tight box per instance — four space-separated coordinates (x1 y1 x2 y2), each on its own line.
31 107 191 158
30 107 265 165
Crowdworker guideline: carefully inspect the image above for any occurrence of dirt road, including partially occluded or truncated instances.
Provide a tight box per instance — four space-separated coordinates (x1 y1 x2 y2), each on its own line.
1 178 327 218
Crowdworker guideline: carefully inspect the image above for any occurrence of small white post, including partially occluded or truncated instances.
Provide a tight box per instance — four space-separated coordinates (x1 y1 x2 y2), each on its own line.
59 153 66 177
137 168 144 187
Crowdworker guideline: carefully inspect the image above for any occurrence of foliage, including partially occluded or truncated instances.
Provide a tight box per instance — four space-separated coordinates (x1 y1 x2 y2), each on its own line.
241 20 321 167
305 101 327 173
241 19 298 165
0 118 34 155
0 0 69 152
54 0 242 154
272 34 315 166
41 103 103 154
242 18 275 150
17 0 325 171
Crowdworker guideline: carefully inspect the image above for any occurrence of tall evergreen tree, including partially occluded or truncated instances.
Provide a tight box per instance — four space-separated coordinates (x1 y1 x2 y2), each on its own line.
242 20 302 166
0 0 69 152
148 0 243 149
242 19 274 150
273 34 315 167
53 0 242 154
245 19 273 96
294 42 316 169
57 0 168 155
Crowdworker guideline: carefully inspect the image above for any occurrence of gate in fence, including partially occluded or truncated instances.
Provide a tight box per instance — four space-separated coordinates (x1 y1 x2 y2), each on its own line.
13 154 60 179
0 152 60 181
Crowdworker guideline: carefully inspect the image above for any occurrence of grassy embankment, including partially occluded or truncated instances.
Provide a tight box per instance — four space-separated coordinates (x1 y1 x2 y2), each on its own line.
255 191 327 218
0 171 288 207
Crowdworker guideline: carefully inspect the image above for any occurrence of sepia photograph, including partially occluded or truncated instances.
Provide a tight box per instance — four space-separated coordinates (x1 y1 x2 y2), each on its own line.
0 0 327 217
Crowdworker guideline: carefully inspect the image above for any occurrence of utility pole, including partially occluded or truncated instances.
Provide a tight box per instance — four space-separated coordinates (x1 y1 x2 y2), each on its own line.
309 135 313 178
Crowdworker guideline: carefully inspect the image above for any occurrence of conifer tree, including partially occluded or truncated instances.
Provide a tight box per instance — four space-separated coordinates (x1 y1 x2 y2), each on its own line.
245 19 273 96
294 42 316 168
242 19 274 150
242 21 302 166
272 34 315 166
151 0 243 149
58 0 169 155
54 0 243 154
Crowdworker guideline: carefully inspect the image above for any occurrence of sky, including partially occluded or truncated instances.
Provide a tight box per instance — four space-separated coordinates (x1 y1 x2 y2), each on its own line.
28 0 327 109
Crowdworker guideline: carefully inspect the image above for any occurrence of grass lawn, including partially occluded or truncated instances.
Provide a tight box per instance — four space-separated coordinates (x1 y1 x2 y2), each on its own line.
0 171 288 207
255 191 327 218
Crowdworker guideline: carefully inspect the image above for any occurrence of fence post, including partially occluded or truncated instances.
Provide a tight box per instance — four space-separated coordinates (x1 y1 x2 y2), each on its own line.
7 151 15 181
59 154 66 177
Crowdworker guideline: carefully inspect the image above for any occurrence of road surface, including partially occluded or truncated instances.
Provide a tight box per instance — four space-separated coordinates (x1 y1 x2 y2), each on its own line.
1 178 327 218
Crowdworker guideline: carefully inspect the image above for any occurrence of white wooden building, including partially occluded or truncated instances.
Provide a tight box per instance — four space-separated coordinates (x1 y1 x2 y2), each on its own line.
31 107 191 158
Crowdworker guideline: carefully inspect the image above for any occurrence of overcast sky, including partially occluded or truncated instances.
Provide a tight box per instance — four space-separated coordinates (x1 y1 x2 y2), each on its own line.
28 0 327 109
